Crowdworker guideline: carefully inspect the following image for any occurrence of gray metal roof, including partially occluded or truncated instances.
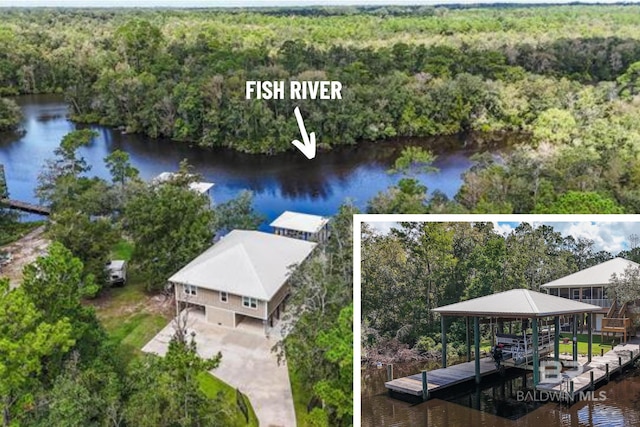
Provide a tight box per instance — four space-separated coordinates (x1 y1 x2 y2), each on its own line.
432 289 601 318
270 211 329 234
541 257 638 289
168 230 316 300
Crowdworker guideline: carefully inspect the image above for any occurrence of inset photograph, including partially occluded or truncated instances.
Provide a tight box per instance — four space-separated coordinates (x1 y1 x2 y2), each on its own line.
358 215 640 427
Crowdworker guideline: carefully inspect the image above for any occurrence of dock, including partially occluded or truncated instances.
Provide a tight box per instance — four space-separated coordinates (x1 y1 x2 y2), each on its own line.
385 357 499 397
0 198 50 215
536 341 640 403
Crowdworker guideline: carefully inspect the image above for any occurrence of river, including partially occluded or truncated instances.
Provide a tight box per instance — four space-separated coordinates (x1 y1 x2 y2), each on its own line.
362 362 640 426
0 94 495 227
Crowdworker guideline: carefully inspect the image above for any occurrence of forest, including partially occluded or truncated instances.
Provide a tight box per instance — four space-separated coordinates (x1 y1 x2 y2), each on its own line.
361 222 640 364
0 129 353 426
2 6 640 212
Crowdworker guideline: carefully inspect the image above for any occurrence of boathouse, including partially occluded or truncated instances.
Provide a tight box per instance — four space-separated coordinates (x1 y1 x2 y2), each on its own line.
270 211 330 243
385 289 604 400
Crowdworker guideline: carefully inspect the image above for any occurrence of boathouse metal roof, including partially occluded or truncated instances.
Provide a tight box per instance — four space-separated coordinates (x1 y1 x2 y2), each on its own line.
270 211 330 234
168 230 316 300
540 257 638 289
153 172 214 194
432 289 601 318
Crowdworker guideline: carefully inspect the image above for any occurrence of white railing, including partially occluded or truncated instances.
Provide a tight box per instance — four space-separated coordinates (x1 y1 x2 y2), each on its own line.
580 298 612 308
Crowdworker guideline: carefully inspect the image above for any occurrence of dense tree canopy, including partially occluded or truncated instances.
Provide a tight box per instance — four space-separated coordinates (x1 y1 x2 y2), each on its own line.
362 222 615 363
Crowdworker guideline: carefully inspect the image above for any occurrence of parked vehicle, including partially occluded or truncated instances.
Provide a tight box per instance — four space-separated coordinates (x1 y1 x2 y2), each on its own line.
106 260 127 286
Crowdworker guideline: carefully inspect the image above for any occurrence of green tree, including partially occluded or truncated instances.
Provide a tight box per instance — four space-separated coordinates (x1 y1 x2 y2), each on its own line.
21 242 107 363
0 98 21 131
47 210 119 292
215 190 264 234
125 336 226 427
36 129 97 205
104 149 139 188
313 305 353 424
124 169 216 290
535 191 625 214
0 278 74 426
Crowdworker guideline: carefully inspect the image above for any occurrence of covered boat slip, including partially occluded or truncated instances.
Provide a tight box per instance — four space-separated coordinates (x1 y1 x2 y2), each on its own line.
384 289 602 400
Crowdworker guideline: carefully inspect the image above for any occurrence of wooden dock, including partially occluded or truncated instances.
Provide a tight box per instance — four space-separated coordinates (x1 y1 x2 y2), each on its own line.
536 342 640 403
385 357 499 397
0 198 50 215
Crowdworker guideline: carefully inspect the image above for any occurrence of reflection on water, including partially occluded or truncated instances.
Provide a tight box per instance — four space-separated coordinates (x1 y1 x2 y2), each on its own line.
362 365 640 426
0 94 505 227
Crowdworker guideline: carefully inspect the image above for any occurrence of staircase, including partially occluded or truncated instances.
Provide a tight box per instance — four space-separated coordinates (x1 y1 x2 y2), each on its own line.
602 300 633 342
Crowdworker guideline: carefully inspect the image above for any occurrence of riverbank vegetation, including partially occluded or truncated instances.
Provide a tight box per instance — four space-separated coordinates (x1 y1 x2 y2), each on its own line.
1 5 640 156
361 222 638 364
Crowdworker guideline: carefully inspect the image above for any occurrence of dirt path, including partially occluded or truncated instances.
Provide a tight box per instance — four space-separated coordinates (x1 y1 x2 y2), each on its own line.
0 225 49 287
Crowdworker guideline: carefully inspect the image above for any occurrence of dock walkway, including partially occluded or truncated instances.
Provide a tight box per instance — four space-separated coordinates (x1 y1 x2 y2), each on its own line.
385 357 498 397
0 198 50 215
536 341 640 402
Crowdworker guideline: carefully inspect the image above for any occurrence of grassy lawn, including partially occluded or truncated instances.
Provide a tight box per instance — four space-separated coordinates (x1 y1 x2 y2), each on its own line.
558 333 615 357
198 373 259 427
95 241 260 425
111 239 134 260
0 220 46 246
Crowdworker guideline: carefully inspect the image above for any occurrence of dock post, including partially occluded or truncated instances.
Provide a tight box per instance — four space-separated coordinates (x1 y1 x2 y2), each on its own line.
554 316 560 362
474 316 481 385
572 314 578 362
570 381 574 404
601 348 604 357
422 370 428 401
441 316 447 368
590 371 594 391
466 317 471 362
587 313 592 363
386 364 393 381
606 363 609 381
619 356 622 370
532 317 539 386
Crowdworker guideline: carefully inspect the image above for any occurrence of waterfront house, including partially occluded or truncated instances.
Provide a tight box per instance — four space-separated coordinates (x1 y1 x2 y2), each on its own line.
170 230 316 332
541 257 638 339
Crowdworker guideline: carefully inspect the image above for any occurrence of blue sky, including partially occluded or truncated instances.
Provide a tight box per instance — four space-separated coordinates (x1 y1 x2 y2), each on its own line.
368 221 640 253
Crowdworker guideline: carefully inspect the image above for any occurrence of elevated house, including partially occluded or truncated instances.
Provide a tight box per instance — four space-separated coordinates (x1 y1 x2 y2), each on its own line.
270 211 330 243
541 257 638 340
170 230 316 333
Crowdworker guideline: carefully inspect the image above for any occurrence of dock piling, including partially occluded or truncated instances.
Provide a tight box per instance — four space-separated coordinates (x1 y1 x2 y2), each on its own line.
590 371 594 390
387 364 393 382
606 363 610 381
422 370 428 401
600 348 604 357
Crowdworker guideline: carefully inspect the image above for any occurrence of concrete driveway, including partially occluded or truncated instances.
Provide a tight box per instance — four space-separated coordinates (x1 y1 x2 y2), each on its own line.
142 308 296 427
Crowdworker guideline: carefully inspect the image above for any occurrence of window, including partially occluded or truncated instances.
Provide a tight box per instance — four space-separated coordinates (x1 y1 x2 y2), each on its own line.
184 284 197 296
242 296 258 309
220 291 228 303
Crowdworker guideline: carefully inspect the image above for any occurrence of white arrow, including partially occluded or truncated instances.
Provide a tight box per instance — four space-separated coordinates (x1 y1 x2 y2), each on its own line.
291 106 316 160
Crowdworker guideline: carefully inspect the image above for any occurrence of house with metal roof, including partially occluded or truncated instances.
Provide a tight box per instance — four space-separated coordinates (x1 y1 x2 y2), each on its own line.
170 230 316 332
153 171 214 195
270 211 330 243
541 257 638 332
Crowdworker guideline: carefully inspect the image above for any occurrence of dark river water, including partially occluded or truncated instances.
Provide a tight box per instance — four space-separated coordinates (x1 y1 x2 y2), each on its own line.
0 94 491 228
362 362 640 427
